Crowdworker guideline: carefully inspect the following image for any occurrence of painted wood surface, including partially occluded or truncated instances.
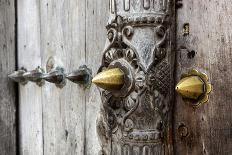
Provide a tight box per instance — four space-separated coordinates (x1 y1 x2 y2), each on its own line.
0 0 16 154
174 0 232 154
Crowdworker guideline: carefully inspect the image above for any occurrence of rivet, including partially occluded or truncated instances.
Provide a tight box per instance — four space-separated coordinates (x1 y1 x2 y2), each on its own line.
178 124 189 138
183 23 190 36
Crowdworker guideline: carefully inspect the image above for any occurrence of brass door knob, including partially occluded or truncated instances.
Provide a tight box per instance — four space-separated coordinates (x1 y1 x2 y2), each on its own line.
175 69 212 107
92 59 134 98
92 68 124 91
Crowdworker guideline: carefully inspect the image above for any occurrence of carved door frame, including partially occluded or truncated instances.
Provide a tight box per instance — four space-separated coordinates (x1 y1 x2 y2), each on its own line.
95 0 176 154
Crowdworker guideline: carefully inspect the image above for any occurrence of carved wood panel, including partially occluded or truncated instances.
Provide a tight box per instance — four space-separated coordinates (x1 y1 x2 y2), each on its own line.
96 0 175 154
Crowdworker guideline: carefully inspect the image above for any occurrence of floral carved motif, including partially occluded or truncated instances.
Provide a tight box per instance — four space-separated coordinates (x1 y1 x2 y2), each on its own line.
97 1 174 154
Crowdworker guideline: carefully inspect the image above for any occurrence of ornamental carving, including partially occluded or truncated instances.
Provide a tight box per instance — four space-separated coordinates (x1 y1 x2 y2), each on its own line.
96 0 175 154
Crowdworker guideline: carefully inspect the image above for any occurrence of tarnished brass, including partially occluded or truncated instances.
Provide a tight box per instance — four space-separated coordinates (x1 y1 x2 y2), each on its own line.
176 69 212 107
92 68 124 91
176 76 204 100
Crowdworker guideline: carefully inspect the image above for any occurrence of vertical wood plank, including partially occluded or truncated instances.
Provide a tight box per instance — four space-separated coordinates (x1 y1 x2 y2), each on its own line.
85 0 109 154
40 0 86 154
174 0 232 154
0 0 16 154
17 0 43 154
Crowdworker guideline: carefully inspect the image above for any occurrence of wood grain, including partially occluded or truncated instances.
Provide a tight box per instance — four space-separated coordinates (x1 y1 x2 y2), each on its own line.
17 0 107 154
40 0 86 154
17 0 43 154
174 0 232 154
0 0 16 154
85 0 108 154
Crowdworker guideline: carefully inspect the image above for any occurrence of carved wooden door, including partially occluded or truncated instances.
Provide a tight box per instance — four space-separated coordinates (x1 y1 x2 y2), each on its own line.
2 0 231 155
93 1 232 154
92 0 175 154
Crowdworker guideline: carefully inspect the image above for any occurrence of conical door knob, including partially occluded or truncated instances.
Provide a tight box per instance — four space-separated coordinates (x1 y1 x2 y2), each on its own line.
176 76 204 100
92 68 125 91
175 69 212 107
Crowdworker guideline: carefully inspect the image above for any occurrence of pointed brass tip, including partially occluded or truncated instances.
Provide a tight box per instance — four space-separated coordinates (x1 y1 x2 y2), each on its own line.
176 69 212 107
176 76 204 100
92 68 125 91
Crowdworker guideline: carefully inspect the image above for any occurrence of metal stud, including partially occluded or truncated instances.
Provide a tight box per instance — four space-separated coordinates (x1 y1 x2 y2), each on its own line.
8 68 28 85
42 67 66 88
22 66 45 86
176 69 212 107
66 65 92 87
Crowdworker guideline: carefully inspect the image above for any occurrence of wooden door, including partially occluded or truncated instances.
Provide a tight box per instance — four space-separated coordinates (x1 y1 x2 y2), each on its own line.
1 0 232 155
17 0 108 154
174 0 232 154
0 0 17 154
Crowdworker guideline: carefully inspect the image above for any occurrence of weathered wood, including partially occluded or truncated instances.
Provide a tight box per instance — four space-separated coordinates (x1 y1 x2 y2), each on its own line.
92 0 176 154
0 0 16 154
39 0 86 154
17 0 43 154
174 0 232 154
85 0 108 154
16 0 232 154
